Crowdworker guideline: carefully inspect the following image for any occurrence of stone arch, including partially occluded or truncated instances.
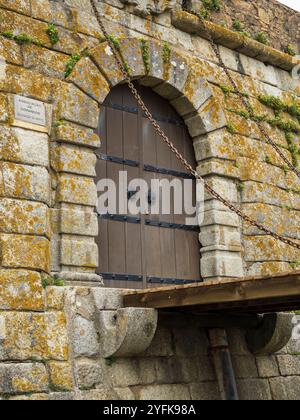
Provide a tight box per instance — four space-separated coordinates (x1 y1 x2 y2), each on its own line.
52 37 244 283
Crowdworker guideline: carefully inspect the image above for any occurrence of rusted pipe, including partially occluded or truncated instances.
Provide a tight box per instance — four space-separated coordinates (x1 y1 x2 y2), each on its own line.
209 328 239 401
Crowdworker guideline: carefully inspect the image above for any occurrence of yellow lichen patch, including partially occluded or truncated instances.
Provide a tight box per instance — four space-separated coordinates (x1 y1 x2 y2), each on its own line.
23 44 69 78
55 122 100 149
0 36 22 65
0 64 53 102
53 80 99 129
0 269 45 311
0 93 8 122
52 144 96 177
244 236 300 262
0 8 50 46
0 234 50 272
46 286 66 311
0 198 50 237
0 311 69 361
9 393 48 401
58 174 97 206
242 203 300 239
67 57 110 104
48 362 73 391
90 42 124 87
247 262 294 276
119 38 146 78
11 365 49 393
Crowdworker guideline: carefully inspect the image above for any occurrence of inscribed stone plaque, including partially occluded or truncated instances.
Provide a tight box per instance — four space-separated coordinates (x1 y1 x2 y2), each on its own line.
14 95 46 127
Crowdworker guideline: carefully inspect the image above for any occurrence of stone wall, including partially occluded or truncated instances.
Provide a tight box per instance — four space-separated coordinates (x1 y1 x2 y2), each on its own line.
186 0 300 54
0 0 299 400
1 286 299 401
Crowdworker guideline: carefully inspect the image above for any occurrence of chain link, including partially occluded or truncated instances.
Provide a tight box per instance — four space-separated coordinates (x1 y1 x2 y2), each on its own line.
89 0 300 250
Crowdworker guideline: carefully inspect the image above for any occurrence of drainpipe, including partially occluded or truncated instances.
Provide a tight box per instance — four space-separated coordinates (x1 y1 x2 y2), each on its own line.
208 328 239 401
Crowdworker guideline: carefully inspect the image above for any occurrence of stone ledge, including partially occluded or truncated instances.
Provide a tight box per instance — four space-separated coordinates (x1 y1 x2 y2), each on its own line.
171 11 299 72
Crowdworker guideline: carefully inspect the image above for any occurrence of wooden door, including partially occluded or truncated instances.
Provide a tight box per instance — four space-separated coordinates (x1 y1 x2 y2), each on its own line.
96 83 202 289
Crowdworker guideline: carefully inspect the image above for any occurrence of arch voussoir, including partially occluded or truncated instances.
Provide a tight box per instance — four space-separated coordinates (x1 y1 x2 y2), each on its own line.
66 56 110 105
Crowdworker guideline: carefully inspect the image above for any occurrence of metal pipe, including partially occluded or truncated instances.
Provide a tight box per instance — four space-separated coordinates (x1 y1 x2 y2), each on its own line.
208 328 239 401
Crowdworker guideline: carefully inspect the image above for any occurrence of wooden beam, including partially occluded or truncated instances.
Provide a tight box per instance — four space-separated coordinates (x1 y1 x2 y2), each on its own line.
123 271 300 312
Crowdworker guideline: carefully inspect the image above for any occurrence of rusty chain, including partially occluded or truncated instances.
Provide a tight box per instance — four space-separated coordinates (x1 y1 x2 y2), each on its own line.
186 7 300 181
89 0 300 250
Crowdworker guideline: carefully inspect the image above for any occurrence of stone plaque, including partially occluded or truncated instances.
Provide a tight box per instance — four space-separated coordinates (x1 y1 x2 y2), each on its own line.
14 95 46 127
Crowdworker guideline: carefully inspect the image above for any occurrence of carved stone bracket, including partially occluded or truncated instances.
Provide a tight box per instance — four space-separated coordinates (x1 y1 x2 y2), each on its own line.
98 307 158 358
246 313 294 356
120 0 180 17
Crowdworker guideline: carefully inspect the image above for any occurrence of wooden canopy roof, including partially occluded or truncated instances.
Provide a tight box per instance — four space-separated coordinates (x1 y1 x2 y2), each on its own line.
123 271 300 314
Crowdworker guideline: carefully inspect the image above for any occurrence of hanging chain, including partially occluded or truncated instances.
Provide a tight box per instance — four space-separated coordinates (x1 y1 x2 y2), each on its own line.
89 0 300 250
187 7 300 181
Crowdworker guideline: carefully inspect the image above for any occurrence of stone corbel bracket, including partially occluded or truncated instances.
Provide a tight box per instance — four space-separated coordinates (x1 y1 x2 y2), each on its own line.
246 313 294 356
98 307 158 358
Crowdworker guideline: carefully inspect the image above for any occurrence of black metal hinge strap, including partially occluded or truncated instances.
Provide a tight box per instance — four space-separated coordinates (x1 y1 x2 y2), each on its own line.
144 164 194 179
101 273 143 282
147 277 200 285
99 213 141 224
145 219 199 232
97 153 139 168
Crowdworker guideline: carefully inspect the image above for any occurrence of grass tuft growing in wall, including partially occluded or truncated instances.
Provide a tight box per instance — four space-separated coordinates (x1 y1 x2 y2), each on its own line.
46 23 59 45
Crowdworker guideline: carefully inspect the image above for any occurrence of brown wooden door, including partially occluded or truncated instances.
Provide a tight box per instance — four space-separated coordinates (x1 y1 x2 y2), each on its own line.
96 83 202 289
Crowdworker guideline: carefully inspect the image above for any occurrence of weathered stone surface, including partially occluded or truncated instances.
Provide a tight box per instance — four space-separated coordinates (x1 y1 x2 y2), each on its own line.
119 38 146 79
23 44 69 78
172 327 209 357
54 82 99 129
0 269 44 311
0 363 48 394
0 126 49 167
0 198 50 237
58 174 97 206
0 35 22 65
61 239 98 268
143 326 174 357
256 356 280 378
0 162 50 204
189 382 220 401
242 203 299 239
55 122 101 149
73 315 99 357
270 377 300 400
75 360 103 389
0 311 68 361
200 225 241 248
201 250 244 278
58 208 98 237
232 356 258 379
277 355 300 376
106 358 142 387
1 64 53 103
46 286 66 311
89 42 124 87
237 379 272 401
0 234 50 272
135 384 191 400
67 57 110 104
9 393 48 400
52 144 97 177
48 362 73 391
92 288 124 310
243 236 300 262
242 181 300 212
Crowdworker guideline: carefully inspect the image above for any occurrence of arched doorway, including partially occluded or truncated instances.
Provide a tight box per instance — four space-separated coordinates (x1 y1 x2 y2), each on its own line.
96 83 202 289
